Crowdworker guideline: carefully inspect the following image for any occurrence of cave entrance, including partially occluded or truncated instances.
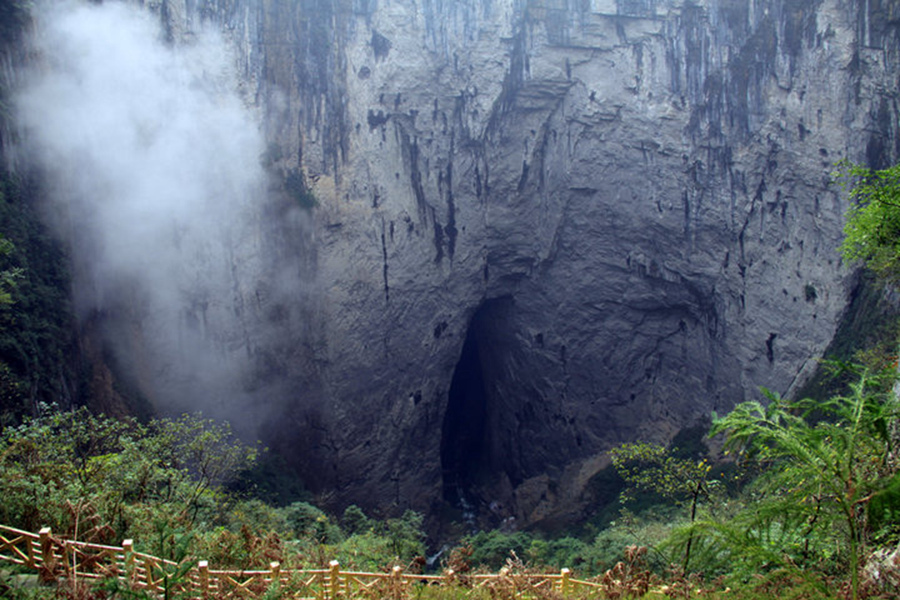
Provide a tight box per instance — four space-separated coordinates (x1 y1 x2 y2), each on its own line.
440 298 511 504
441 313 487 502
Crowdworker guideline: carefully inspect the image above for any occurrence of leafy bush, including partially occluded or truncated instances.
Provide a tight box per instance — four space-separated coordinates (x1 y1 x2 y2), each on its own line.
0 406 257 542
330 530 399 571
384 510 426 562
0 407 435 576
526 536 588 570
463 530 533 570
587 505 683 574
693 366 899 600
342 504 373 535
284 501 342 543
868 472 900 544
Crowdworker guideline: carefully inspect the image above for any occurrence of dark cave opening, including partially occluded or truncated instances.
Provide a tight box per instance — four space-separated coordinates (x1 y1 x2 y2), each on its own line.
440 304 493 503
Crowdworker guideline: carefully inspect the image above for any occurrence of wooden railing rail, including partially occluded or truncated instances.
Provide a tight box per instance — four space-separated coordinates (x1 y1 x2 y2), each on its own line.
0 525 610 599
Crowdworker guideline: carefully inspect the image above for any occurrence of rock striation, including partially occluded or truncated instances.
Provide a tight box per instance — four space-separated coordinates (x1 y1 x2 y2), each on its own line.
38 0 900 528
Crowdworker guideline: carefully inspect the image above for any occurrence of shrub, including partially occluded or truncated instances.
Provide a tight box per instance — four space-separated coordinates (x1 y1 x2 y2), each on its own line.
284 501 342 543
0 407 257 542
701 366 898 600
341 504 372 535
464 530 533 570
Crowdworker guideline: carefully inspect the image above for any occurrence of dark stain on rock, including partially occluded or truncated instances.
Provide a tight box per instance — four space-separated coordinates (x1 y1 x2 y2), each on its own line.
517 160 530 192
398 131 428 225
434 220 445 264
446 162 458 260
367 109 389 130
371 29 392 60
381 223 389 302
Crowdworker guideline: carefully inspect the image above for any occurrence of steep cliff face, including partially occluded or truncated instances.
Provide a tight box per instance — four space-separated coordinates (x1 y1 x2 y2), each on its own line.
34 0 900 527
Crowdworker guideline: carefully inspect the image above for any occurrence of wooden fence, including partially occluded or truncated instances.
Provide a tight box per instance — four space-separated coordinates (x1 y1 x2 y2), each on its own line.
0 524 617 599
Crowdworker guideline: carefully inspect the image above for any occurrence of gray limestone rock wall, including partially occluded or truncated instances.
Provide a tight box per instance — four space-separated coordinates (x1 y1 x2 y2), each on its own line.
76 0 900 527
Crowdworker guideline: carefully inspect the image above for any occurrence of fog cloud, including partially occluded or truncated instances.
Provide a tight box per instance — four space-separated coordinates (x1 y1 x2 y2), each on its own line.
16 0 280 429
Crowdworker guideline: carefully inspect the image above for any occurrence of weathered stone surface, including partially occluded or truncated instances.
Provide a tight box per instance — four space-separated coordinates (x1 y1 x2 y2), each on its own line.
58 0 900 527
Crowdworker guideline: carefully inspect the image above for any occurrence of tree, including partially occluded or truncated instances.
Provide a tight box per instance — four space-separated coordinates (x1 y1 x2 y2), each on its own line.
837 161 900 284
144 414 259 524
608 441 718 570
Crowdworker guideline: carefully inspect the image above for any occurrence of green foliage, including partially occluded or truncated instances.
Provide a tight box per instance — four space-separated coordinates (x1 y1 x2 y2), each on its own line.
284 501 342 543
0 0 30 132
0 569 52 600
6 374 899 600
284 169 317 210
0 406 435 575
329 530 399 571
384 510 426 560
525 536 588 570
316 507 423 570
0 407 258 540
668 419 711 460
0 235 22 308
589 507 680 573
341 504 372 535
704 366 898 600
837 161 900 284
99 520 198 600
227 498 292 536
868 472 900 544
463 530 533 570
609 442 714 507
454 509 685 577
146 414 259 522
230 451 312 507
305 508 425 570
0 173 75 420
609 440 719 571
794 275 900 403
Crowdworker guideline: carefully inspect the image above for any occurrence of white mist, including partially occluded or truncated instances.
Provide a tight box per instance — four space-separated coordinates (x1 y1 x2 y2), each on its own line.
16 0 275 429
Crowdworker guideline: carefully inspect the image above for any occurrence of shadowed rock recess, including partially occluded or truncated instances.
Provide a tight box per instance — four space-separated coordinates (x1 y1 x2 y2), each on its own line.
74 0 900 527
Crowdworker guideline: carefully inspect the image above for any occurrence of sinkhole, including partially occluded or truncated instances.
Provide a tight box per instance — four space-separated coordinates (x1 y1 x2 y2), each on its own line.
440 297 512 504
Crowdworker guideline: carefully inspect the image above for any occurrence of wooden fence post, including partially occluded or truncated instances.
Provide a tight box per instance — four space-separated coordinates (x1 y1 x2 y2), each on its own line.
26 531 35 568
198 560 209 598
559 567 571 595
270 561 281 587
328 560 340 600
122 540 134 583
39 527 53 569
391 565 403 600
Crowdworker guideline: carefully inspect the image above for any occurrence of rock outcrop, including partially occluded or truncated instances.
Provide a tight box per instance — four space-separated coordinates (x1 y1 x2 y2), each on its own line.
23 0 900 528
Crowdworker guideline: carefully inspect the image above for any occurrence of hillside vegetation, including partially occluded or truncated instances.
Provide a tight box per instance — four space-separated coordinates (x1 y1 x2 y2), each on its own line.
1 353 899 600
